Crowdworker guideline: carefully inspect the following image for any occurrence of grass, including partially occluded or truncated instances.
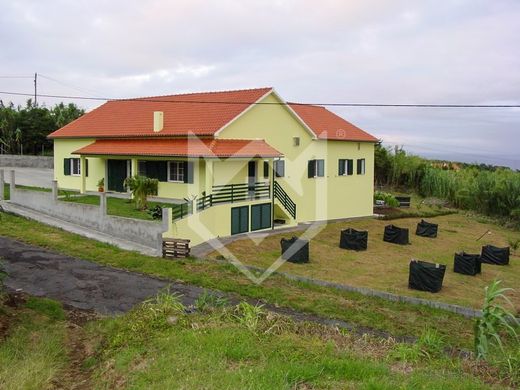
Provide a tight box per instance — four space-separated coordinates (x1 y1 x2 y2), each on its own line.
85 295 507 389
1 293 510 389
60 194 169 221
0 212 479 349
209 213 520 311
0 297 68 390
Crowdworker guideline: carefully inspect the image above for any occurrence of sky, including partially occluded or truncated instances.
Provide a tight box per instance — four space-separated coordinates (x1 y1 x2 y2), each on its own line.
1 0 519 168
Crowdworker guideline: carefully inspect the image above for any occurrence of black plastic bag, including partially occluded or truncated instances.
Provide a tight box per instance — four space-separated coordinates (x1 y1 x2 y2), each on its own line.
481 245 510 265
415 219 438 238
281 237 309 263
453 252 481 275
409 260 446 293
383 224 409 245
339 228 368 251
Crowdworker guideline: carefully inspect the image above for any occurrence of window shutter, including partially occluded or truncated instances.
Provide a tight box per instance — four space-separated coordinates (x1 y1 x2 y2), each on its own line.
317 160 325 177
184 161 194 184
157 161 168 182
63 158 71 176
347 159 353 175
85 159 89 177
275 160 285 178
307 160 315 178
338 159 345 175
263 161 269 179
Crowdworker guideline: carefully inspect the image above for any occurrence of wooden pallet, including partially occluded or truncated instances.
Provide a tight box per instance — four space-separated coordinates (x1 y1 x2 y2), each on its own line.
162 238 191 258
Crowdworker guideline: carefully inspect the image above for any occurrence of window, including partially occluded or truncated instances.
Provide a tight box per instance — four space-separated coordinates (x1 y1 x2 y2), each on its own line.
263 161 269 179
138 161 147 176
293 137 300 146
168 161 185 182
357 158 366 175
338 159 353 176
308 159 324 178
274 160 285 178
63 158 81 176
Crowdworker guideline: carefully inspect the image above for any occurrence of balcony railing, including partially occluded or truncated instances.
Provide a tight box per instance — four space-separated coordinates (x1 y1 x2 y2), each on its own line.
197 182 270 211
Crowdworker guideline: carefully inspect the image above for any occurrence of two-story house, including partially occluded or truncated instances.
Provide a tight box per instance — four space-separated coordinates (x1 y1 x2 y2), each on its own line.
48 88 378 246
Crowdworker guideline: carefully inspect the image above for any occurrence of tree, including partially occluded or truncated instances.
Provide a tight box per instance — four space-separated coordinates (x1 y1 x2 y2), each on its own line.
123 175 159 210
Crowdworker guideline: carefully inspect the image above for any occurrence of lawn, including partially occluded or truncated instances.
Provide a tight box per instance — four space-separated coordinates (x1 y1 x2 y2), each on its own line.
207 212 520 311
60 194 168 221
1 293 512 389
0 211 478 349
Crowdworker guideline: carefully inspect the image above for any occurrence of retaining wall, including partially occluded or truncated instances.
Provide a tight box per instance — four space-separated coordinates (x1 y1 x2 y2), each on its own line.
5 170 169 255
0 154 53 169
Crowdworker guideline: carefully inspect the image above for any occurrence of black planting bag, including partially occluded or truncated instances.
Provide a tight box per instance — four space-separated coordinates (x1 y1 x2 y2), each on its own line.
453 252 481 275
408 260 446 293
415 219 438 238
339 228 368 251
383 224 409 245
480 245 510 265
281 237 309 263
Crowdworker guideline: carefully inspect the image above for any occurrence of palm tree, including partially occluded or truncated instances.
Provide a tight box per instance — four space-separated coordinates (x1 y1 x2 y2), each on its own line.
123 175 159 210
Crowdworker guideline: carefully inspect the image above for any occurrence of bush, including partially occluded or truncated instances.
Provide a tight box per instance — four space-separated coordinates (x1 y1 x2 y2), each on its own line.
374 191 399 207
123 175 159 210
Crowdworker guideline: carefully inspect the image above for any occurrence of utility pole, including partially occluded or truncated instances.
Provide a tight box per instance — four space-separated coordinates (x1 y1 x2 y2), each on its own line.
34 72 37 106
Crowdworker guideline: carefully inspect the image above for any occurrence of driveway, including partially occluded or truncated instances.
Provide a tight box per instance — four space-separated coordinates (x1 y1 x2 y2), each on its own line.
1 166 53 188
0 236 205 314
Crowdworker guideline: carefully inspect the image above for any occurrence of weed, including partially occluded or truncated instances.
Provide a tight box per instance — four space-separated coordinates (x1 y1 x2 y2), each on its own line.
233 302 265 332
508 237 520 255
195 291 229 312
474 280 519 360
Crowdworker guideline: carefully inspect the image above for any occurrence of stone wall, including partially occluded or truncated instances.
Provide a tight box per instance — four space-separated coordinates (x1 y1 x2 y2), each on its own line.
0 154 53 169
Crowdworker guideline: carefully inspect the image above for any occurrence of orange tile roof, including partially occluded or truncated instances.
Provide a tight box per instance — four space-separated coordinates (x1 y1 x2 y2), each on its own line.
288 103 378 142
73 138 283 158
49 88 273 138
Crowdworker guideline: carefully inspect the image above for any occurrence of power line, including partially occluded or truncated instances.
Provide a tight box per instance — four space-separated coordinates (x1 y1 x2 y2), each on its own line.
38 74 104 97
0 90 519 108
0 76 33 79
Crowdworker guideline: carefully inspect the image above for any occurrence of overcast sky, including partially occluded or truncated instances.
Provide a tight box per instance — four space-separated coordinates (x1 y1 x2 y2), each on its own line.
1 0 519 167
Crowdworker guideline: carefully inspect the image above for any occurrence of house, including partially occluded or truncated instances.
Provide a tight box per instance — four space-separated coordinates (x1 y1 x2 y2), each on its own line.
48 88 378 246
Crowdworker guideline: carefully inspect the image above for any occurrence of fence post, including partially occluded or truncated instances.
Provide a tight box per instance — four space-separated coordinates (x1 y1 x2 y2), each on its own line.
156 232 164 257
162 207 172 232
99 192 107 217
0 169 4 201
9 170 15 197
51 180 58 202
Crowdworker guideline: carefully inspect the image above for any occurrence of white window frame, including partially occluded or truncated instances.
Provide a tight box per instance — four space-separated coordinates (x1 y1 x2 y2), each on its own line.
71 158 81 176
168 161 185 183
357 158 366 175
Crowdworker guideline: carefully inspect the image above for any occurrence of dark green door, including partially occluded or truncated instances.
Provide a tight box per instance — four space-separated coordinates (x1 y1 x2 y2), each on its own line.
107 159 128 192
231 206 249 235
251 203 271 231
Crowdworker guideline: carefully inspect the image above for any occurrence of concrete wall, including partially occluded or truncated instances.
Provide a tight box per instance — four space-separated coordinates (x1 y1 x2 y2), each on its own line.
0 154 53 169
8 176 168 255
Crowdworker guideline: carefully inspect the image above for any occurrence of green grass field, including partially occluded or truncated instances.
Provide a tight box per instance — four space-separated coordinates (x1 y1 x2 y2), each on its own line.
208 212 520 311
1 293 513 389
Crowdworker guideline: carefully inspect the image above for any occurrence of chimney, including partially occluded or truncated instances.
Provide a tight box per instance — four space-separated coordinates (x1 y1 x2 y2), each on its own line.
153 111 164 132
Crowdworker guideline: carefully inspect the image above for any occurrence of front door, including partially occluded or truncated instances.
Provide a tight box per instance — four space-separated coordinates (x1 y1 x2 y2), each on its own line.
248 160 256 197
107 159 129 192
231 206 249 235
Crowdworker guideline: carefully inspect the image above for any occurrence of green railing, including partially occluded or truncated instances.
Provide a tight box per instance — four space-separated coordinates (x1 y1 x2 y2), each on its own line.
197 182 270 211
171 201 193 221
273 181 296 219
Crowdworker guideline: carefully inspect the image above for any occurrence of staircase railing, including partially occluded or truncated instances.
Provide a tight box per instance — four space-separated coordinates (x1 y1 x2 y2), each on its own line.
273 181 296 219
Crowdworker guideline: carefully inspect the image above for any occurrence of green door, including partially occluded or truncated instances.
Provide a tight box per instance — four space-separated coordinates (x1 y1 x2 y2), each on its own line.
107 159 128 192
231 206 249 235
251 203 272 231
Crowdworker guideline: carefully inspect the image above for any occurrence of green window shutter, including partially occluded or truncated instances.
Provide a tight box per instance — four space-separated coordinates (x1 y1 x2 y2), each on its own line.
157 161 168 182
85 159 89 177
63 158 71 176
263 161 269 179
307 160 315 178
317 159 325 177
275 160 285 178
338 159 345 175
184 161 194 184
347 159 354 175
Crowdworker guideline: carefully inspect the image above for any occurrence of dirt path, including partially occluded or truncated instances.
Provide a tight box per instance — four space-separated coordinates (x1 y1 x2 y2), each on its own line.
0 236 206 314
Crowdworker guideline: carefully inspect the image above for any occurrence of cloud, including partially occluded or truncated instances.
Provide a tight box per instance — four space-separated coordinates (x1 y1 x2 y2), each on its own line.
0 0 519 166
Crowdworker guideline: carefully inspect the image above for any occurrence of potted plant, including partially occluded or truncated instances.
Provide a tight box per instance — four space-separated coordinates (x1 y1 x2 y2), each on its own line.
97 178 105 192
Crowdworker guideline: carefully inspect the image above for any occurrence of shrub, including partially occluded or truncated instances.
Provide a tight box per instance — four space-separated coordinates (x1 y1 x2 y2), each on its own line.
123 175 159 210
374 191 399 207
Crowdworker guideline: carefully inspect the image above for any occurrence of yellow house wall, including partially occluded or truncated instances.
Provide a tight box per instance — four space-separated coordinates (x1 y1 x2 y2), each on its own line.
164 198 273 247
217 93 375 222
